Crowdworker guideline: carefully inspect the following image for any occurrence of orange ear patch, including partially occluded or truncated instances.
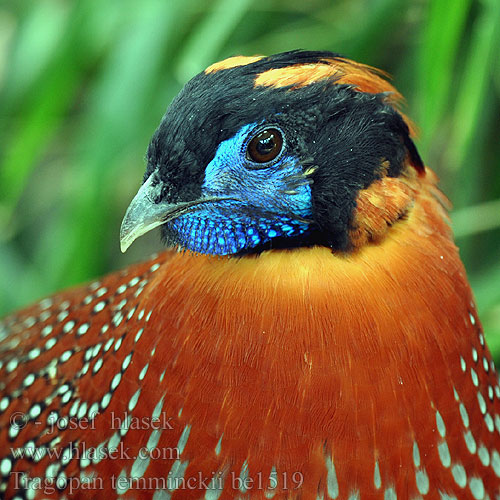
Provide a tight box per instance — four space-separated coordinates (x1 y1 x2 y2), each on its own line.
205 55 264 73
349 162 451 249
349 169 419 249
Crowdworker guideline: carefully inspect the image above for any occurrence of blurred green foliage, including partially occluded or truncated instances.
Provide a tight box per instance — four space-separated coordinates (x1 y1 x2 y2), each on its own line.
0 0 499 350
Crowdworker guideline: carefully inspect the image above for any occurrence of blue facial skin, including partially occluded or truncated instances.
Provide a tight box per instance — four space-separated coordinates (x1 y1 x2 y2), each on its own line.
169 123 312 255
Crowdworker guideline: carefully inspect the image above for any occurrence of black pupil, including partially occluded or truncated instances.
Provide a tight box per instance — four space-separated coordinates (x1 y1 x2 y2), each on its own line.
256 131 276 156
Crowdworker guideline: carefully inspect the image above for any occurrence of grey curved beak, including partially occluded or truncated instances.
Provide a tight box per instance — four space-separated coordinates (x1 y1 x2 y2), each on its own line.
120 174 175 253
120 174 229 253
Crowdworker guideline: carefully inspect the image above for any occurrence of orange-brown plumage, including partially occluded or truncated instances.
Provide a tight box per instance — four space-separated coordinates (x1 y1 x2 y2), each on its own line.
1 51 498 499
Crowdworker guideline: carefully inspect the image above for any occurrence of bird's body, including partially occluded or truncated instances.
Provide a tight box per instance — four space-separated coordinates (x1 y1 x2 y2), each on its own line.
0 51 498 499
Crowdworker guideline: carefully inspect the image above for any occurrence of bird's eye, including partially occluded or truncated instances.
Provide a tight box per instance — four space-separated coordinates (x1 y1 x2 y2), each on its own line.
246 128 283 164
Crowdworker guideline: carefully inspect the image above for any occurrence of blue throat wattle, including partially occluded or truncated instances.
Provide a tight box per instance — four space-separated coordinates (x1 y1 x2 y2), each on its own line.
169 203 310 255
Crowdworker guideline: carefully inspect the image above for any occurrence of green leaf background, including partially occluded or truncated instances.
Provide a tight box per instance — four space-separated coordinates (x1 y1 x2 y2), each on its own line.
1 0 499 354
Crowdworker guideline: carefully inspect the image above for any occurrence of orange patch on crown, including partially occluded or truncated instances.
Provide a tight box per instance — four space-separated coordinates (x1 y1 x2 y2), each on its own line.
254 63 343 89
254 57 397 95
205 55 264 73
254 57 417 136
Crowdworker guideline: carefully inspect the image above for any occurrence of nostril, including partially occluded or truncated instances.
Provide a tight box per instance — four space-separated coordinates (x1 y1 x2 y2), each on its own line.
144 172 166 204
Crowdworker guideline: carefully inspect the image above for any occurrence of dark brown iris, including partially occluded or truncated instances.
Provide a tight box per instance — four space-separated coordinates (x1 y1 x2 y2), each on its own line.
246 128 283 164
